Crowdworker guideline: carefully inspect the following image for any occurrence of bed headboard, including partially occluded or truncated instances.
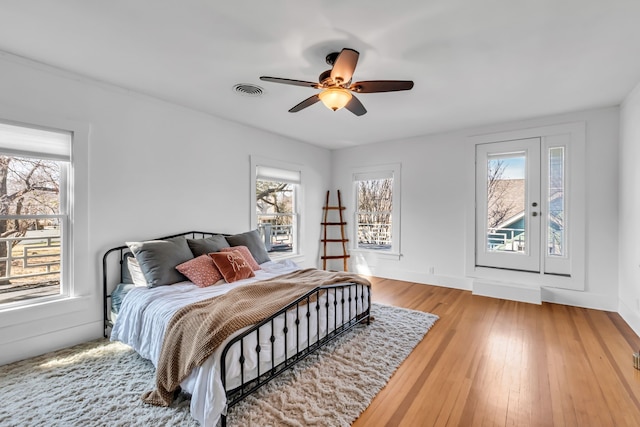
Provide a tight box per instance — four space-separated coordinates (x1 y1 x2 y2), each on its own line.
102 231 226 337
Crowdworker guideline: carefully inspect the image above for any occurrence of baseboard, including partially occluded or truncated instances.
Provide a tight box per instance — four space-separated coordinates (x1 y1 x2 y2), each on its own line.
619 299 640 337
0 321 103 366
472 279 542 304
361 266 620 312
541 288 618 312
366 268 472 291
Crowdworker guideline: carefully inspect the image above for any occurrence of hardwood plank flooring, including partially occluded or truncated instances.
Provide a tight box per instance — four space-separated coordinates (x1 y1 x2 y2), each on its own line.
352 277 640 427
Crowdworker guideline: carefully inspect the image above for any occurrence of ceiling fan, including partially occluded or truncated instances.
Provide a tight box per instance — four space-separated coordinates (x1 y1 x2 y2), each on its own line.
260 48 414 116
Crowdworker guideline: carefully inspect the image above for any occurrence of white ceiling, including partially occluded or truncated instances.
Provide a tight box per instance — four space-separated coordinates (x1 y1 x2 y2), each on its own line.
0 0 639 150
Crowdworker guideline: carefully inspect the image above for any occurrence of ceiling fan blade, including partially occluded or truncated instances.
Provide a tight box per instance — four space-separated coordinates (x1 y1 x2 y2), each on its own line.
330 48 359 84
344 94 367 116
289 94 321 112
349 80 414 93
260 76 320 88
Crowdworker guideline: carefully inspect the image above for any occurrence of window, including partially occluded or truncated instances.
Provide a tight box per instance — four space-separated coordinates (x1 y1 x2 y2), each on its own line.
254 163 300 257
547 147 565 257
352 164 401 254
0 122 71 306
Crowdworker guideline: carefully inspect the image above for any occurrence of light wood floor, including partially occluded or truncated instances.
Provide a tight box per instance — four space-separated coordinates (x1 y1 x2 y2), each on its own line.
352 277 640 427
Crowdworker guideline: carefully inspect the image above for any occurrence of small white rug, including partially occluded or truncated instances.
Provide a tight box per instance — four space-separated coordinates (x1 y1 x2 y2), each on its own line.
0 303 437 427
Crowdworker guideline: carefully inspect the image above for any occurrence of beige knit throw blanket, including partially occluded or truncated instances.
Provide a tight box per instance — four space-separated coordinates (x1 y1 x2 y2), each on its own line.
141 268 371 406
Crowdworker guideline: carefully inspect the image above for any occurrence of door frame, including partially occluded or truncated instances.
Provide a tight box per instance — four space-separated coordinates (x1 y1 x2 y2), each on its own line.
465 122 586 291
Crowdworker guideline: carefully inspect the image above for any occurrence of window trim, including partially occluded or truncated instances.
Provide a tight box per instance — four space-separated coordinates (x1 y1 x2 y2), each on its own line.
0 125 71 308
0 106 89 316
350 163 402 257
250 156 303 259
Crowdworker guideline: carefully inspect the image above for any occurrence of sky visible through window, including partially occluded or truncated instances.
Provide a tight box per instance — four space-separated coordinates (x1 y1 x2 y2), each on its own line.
500 156 525 179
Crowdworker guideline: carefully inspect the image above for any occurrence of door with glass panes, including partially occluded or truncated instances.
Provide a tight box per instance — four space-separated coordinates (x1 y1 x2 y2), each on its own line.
476 136 568 274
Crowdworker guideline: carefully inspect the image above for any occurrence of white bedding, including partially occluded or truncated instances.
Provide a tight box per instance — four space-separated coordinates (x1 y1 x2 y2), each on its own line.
111 260 370 426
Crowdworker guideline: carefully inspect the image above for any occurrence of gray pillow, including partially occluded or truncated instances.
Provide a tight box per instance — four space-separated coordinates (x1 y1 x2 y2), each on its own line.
121 252 135 283
187 234 230 257
226 229 271 264
126 236 194 287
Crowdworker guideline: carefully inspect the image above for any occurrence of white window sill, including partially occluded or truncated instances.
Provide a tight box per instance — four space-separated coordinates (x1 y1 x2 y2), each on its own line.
269 252 305 264
0 294 91 327
349 249 402 261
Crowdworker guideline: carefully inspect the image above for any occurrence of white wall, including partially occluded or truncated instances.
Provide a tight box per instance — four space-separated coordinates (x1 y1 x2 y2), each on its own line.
0 48 630 364
332 107 620 311
619 82 640 336
0 53 331 365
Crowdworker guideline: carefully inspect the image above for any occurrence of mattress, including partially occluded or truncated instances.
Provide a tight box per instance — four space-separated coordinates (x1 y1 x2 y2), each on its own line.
110 260 369 426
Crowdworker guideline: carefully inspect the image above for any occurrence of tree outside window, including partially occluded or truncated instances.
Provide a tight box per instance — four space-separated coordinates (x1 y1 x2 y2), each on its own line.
0 121 70 306
356 178 392 250
353 168 397 252
0 154 64 303
256 179 295 254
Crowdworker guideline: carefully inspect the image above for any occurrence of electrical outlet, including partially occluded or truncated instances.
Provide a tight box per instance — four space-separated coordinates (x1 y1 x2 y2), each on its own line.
428 266 435 275
637 299 640 311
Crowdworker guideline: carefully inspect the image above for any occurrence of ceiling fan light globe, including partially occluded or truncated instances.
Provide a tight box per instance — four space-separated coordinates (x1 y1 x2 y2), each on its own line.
318 88 352 111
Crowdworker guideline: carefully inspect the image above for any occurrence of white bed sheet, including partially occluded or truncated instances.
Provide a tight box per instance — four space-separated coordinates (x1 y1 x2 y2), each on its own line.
111 260 370 426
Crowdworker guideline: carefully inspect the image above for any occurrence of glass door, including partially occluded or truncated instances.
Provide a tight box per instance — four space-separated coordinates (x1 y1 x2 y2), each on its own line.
476 138 541 272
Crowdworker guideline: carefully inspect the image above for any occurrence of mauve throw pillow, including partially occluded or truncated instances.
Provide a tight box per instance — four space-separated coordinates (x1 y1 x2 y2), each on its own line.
175 255 224 287
220 246 260 271
210 250 255 283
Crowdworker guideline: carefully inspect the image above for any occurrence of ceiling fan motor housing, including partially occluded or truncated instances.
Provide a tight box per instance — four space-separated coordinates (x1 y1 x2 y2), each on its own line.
319 69 333 86
325 52 340 66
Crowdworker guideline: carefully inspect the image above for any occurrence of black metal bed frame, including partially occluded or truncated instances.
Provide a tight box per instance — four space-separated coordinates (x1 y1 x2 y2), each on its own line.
102 231 371 427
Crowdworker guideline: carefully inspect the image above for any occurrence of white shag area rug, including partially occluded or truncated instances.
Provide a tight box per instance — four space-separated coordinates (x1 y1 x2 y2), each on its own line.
0 303 438 427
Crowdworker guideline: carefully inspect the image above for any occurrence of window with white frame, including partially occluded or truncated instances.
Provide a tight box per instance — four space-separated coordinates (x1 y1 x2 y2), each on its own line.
254 163 300 257
352 164 401 254
0 122 71 306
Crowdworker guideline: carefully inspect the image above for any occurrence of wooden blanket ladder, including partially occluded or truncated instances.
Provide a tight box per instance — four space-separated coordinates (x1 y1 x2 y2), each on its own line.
321 190 350 271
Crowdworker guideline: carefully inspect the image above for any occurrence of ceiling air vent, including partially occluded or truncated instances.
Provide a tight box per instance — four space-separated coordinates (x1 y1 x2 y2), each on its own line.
233 83 264 97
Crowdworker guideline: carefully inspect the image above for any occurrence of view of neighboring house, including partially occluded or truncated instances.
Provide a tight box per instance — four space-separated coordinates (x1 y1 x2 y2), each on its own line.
487 179 525 252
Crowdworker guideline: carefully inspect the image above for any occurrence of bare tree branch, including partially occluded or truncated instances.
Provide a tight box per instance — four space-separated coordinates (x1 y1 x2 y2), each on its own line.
487 160 518 228
0 155 61 279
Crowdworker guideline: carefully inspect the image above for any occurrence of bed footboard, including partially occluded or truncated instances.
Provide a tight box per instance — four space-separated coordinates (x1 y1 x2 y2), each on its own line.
219 281 371 427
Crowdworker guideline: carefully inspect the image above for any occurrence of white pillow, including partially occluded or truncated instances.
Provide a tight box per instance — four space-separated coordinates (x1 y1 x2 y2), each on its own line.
127 257 149 287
